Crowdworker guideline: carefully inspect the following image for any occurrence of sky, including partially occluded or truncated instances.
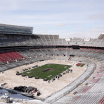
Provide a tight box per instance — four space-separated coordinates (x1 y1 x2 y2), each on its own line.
0 0 104 39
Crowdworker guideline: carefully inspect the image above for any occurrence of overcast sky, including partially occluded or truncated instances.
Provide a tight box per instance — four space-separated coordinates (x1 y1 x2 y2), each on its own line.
0 0 104 38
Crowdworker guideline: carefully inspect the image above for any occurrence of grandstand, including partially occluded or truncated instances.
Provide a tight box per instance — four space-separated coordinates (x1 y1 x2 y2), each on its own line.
0 23 104 104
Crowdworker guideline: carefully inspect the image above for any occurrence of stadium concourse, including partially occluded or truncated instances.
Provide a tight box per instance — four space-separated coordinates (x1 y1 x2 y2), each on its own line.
0 23 104 104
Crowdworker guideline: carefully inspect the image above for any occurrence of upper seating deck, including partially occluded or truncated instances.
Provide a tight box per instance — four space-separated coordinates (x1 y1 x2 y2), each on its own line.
0 34 104 47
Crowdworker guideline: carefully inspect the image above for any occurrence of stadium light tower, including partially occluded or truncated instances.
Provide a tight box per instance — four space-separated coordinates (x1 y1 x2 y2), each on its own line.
65 38 70 61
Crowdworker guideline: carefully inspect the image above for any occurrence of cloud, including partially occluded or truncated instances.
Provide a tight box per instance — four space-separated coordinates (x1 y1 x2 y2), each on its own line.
70 27 104 38
62 31 70 33
24 0 59 1
0 0 59 13
61 32 89 39
74 29 85 31
89 13 104 19
0 0 20 12
37 31 47 34
96 27 104 30
41 26 49 29
31 0 59 1
60 27 104 39
60 27 103 39
54 23 70 26
0 0 103 39
89 27 104 32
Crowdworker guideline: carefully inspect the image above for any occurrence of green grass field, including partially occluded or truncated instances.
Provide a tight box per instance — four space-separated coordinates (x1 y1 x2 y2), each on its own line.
20 64 72 80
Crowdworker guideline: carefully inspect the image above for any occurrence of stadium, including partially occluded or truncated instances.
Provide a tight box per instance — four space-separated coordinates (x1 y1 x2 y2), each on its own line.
0 23 104 104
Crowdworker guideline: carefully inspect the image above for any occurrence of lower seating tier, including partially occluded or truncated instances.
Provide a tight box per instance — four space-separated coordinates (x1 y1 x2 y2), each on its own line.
0 52 26 63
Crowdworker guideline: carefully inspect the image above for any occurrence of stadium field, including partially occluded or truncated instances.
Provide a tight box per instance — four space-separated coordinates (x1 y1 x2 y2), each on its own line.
21 64 72 80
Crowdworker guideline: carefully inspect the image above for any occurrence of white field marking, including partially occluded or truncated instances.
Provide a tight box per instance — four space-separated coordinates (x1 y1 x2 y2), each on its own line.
48 75 52 77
